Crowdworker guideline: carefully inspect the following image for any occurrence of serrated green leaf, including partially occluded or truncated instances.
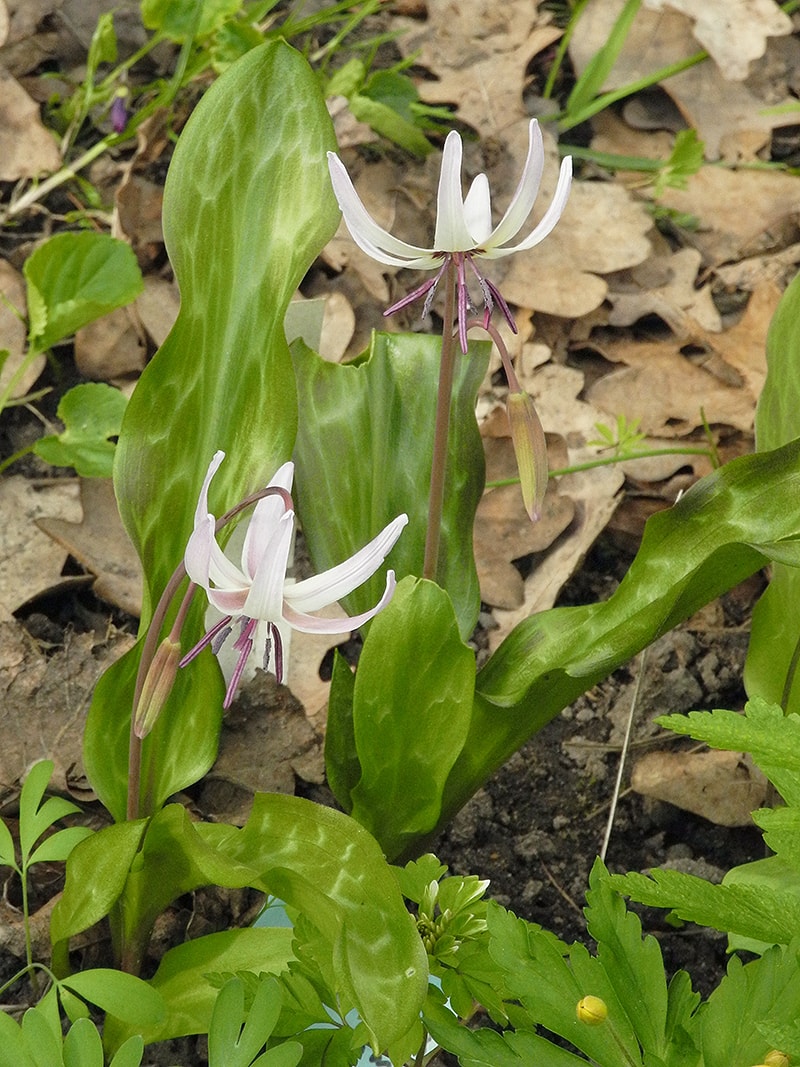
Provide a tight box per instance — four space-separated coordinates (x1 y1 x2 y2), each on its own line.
24 232 143 353
86 41 339 821
658 698 800 806
292 333 489 639
34 383 127 477
700 945 800 1067
344 577 475 859
394 855 449 904
609 867 800 946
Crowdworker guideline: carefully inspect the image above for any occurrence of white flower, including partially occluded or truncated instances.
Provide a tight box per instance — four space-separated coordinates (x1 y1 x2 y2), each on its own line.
327 119 572 351
181 451 407 708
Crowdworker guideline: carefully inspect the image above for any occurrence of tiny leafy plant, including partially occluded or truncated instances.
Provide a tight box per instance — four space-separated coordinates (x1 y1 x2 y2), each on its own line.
5 15 800 1067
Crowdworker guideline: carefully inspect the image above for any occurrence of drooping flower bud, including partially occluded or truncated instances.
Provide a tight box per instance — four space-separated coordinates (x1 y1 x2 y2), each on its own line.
576 995 608 1025
133 636 181 739
110 87 129 133
506 389 548 522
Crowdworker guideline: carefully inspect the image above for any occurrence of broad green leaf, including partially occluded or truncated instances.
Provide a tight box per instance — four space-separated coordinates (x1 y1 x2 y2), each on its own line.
85 41 339 821
746 271 800 713
292 333 489 638
432 438 800 844
141 0 240 39
51 820 147 975
34 383 127 477
62 1018 103 1067
342 577 476 859
106 928 294 1048
24 232 143 353
61 970 165 1029
199 793 429 1051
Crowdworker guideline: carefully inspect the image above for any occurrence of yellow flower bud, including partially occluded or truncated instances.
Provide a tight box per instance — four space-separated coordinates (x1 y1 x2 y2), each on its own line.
576 995 608 1025
764 1053 789 1067
506 389 548 523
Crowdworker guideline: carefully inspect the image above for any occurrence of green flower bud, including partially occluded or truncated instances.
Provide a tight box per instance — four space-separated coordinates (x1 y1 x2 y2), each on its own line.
576 995 608 1025
133 637 181 739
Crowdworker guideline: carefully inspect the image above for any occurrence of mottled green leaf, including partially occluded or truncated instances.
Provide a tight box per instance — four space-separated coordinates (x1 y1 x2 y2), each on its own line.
292 333 489 638
84 41 339 820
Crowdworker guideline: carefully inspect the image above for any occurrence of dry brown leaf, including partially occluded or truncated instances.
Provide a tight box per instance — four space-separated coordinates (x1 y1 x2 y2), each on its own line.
569 0 798 159
74 306 147 381
136 275 180 347
587 337 758 436
704 281 779 402
631 749 767 826
499 174 653 318
320 292 355 363
0 65 60 179
643 0 792 81
0 2 8 48
115 171 164 265
658 166 800 263
0 622 134 795
37 478 143 617
607 247 722 335
398 3 561 132
714 242 800 291
0 478 81 620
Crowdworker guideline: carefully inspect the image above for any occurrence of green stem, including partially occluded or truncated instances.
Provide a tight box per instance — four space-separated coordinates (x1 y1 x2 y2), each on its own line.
542 0 590 99
0 443 35 476
423 262 457 582
485 445 715 488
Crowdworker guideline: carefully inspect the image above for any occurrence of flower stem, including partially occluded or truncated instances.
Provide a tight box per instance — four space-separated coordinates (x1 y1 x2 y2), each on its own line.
423 261 457 581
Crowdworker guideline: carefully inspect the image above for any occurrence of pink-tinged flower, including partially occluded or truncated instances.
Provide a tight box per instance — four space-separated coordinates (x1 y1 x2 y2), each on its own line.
181 452 408 708
327 119 572 353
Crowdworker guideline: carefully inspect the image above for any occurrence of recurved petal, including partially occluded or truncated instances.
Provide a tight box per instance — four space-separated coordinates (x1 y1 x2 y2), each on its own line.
285 513 408 613
242 461 294 578
433 131 477 252
484 119 545 250
483 155 572 259
283 570 398 633
327 153 438 266
194 450 226 526
242 510 294 623
185 513 248 594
